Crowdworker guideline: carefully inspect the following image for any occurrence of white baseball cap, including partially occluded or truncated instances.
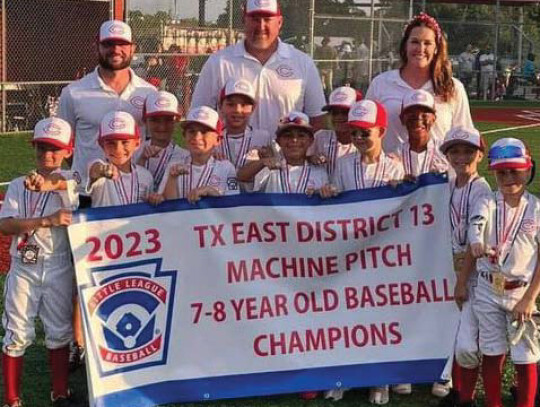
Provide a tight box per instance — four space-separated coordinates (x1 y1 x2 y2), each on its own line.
245 0 281 16
488 137 532 170
348 100 387 129
440 127 485 154
276 111 314 136
144 91 180 118
33 117 73 151
99 111 140 143
323 86 362 111
401 89 436 114
99 20 132 44
180 106 223 134
219 78 256 105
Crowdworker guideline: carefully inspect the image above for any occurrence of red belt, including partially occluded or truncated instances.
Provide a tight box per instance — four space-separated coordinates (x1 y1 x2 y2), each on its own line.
480 271 528 290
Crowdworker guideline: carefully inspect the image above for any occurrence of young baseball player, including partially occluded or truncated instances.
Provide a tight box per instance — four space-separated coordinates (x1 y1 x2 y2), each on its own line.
455 138 540 407
237 111 329 195
136 90 188 191
157 106 239 203
332 99 404 194
87 111 153 207
399 89 449 180
1 118 79 407
312 86 361 178
218 78 273 191
438 127 491 407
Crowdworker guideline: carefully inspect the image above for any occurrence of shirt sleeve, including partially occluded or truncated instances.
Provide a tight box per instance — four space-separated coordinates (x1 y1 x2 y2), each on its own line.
468 194 492 245
57 86 76 129
451 79 474 130
0 181 20 219
303 57 326 118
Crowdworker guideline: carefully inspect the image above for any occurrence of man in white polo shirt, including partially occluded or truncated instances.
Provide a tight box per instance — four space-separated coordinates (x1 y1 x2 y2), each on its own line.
58 20 155 199
190 0 326 137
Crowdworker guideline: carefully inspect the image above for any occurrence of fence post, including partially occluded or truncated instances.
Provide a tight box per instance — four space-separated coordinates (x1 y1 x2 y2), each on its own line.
308 0 315 57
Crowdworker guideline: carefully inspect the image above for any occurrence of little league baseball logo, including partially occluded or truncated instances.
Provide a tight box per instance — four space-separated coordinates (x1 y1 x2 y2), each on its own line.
276 64 294 78
82 259 177 376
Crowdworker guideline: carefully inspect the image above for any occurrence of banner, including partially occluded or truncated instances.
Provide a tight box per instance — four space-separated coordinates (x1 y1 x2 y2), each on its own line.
68 173 459 407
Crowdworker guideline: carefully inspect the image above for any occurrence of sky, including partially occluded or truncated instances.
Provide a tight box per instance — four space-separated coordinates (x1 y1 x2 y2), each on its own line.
130 0 228 22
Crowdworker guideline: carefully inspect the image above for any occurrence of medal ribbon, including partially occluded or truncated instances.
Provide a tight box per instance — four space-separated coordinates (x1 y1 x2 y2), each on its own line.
495 192 528 267
402 143 434 176
180 158 215 198
279 162 311 193
449 177 477 246
148 143 174 190
354 152 386 189
19 188 53 250
222 131 251 169
113 164 140 205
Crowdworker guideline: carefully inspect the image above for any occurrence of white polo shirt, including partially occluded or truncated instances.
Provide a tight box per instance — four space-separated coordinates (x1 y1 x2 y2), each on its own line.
313 129 356 178
253 162 329 194
333 151 404 192
365 70 473 154
191 39 326 136
0 170 79 258
159 156 239 198
470 191 540 281
134 141 189 192
86 160 154 208
58 67 155 185
449 176 491 253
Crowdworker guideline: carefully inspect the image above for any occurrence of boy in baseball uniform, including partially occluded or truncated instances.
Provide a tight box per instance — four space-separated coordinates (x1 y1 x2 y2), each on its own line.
455 138 540 407
218 78 273 191
136 90 188 192
312 86 360 178
156 106 239 203
238 111 330 195
438 127 491 407
398 89 448 180
1 118 79 407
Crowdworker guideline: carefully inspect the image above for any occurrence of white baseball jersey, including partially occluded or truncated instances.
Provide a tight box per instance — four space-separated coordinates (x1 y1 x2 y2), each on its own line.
313 129 356 178
86 160 153 208
191 39 326 136
365 70 473 154
397 139 449 177
253 161 329 194
58 67 155 187
159 156 239 198
134 141 189 192
332 151 404 192
1 170 79 356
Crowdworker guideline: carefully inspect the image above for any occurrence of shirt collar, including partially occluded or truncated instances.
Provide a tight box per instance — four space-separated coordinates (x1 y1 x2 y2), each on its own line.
389 69 433 91
92 66 138 92
234 38 289 61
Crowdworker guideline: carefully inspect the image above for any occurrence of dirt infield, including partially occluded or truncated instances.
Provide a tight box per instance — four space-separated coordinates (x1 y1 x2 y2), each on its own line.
472 107 540 125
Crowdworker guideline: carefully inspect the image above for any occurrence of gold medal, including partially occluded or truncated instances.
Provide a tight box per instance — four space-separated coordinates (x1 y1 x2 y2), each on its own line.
492 272 506 296
453 252 466 274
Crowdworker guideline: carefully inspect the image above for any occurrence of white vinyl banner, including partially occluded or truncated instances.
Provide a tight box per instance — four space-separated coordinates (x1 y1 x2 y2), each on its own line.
68 174 459 407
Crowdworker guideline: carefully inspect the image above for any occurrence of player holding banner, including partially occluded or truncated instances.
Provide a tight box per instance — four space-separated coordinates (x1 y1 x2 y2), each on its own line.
438 127 491 407
455 138 540 407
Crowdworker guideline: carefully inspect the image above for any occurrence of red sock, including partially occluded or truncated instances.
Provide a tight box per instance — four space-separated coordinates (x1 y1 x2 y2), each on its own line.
48 346 69 399
452 358 462 394
459 366 479 403
2 352 23 405
482 354 506 407
515 363 537 407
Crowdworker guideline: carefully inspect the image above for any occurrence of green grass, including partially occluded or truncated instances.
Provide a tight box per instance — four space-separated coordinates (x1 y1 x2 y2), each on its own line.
0 113 539 406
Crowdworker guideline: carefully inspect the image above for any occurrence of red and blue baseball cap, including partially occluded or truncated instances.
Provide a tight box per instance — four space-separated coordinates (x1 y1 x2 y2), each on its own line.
488 137 532 170
32 117 73 151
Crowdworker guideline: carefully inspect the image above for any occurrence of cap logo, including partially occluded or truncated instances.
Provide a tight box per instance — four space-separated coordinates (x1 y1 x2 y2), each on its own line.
276 64 294 78
254 0 271 7
109 24 125 35
193 110 209 121
155 97 171 108
352 105 369 118
454 131 469 140
332 91 348 102
130 96 145 109
412 93 428 102
109 118 127 130
43 123 63 136
234 82 250 92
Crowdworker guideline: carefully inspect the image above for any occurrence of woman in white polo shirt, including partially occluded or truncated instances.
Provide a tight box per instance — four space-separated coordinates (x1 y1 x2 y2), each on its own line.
366 13 473 155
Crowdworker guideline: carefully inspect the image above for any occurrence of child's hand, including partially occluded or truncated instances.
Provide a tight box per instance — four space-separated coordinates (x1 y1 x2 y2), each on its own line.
258 146 274 159
470 243 485 258
169 164 190 177
403 174 417 183
102 164 119 180
147 193 165 206
24 170 45 191
142 145 162 160
319 184 339 198
261 157 282 170
513 297 537 322
187 186 221 204
47 209 72 227
308 154 328 166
